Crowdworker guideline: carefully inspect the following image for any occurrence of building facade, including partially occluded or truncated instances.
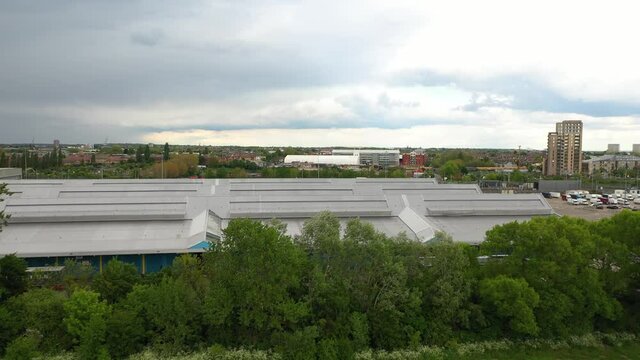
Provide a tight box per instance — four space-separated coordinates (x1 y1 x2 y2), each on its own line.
582 154 640 176
633 144 640 154
544 120 583 176
607 144 620 153
401 151 426 167
332 149 400 167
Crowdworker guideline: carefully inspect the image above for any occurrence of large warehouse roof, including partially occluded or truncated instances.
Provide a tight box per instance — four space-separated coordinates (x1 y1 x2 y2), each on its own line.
0 178 553 258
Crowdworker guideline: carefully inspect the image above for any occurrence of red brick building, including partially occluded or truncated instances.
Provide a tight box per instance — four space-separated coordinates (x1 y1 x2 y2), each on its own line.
401 152 426 167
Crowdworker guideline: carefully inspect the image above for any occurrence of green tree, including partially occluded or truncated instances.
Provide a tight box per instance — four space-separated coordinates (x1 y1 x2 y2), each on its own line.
135 146 144 163
3 332 41 360
439 160 463 180
144 145 151 162
204 219 309 348
420 242 475 344
163 143 170 161
0 255 27 301
63 289 110 356
482 216 622 337
105 307 146 359
140 278 204 353
93 259 140 304
479 275 540 336
0 305 21 355
9 289 71 352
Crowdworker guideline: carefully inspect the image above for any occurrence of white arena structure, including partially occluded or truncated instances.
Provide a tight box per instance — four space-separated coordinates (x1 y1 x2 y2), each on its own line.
0 178 554 272
284 154 360 166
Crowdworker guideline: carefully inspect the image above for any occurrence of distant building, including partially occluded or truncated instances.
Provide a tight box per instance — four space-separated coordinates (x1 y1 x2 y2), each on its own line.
401 151 426 167
607 144 620 153
544 120 583 176
284 154 359 166
332 149 400 167
582 154 640 175
53 139 60 149
633 144 640 154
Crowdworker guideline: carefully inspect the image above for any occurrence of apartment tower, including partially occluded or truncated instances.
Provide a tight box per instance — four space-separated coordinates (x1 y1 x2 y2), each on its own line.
544 120 583 176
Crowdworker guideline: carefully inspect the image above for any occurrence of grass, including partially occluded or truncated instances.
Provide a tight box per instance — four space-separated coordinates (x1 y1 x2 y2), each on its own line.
472 343 640 359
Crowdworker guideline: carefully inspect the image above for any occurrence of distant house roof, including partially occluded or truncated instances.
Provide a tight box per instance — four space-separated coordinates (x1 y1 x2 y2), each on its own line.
0 178 553 258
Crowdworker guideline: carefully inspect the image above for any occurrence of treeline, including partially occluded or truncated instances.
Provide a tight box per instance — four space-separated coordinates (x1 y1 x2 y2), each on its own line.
0 211 639 359
0 149 64 170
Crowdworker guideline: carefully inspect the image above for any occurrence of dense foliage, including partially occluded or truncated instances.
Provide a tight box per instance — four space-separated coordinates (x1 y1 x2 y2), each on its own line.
0 211 639 359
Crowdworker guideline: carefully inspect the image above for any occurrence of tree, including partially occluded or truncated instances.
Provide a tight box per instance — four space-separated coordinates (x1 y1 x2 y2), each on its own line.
439 160 463 180
204 219 308 348
57 148 64 167
135 146 144 163
163 142 170 161
9 289 71 352
93 259 140 304
479 275 540 336
0 255 27 301
135 278 204 353
419 242 475 344
0 305 21 355
481 216 622 337
3 332 41 360
144 145 151 162
63 289 110 358
105 307 146 359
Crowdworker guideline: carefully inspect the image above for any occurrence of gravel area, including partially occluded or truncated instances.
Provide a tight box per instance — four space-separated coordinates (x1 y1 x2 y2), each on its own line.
546 198 638 221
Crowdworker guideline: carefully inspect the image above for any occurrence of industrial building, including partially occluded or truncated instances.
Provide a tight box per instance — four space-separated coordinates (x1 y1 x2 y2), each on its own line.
0 179 554 272
284 149 400 168
332 149 400 167
544 120 583 176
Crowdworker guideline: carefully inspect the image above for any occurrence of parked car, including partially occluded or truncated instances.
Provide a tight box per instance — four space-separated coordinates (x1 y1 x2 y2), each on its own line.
607 205 620 209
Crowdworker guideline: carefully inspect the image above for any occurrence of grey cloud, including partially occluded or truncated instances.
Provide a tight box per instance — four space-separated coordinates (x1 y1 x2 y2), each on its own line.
130 30 165 47
399 69 640 117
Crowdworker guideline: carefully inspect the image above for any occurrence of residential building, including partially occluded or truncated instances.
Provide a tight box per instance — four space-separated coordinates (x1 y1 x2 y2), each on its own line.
633 144 640 154
607 144 620 153
582 154 640 175
401 151 427 167
544 120 583 176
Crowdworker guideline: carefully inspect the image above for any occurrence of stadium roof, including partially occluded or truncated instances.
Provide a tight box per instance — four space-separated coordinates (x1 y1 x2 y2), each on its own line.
0 178 553 258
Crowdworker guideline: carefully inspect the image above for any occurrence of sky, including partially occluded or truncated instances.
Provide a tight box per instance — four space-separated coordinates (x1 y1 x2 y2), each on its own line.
1 0 639 150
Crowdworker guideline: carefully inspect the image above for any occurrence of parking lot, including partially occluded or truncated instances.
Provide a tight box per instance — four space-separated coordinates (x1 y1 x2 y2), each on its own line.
546 198 638 221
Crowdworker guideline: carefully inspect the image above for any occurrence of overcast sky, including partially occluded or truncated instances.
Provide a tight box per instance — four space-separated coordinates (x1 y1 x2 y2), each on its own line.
1 0 639 150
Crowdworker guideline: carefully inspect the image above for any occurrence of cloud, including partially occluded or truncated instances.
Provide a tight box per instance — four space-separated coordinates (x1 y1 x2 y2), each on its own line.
0 0 639 149
130 29 165 47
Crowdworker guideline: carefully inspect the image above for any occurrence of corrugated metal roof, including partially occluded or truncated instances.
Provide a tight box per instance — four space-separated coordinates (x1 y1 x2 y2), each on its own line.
0 178 553 256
